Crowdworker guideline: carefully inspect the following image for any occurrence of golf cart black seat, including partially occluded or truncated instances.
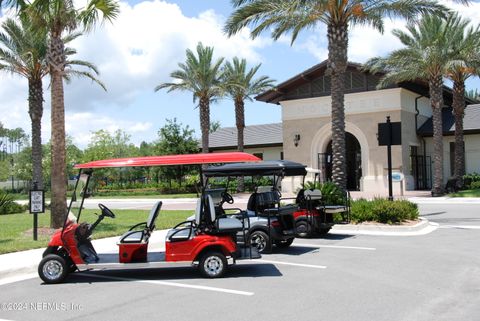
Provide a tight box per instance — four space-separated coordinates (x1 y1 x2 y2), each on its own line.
247 187 297 216
119 201 162 243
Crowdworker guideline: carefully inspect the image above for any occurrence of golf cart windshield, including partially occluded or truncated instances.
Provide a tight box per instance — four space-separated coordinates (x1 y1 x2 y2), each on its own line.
67 170 92 223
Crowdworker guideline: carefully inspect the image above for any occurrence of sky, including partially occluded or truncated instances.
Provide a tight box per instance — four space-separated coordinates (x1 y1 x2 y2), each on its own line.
0 0 480 149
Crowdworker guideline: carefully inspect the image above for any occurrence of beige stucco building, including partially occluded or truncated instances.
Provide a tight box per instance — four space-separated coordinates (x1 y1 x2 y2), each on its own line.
254 61 480 194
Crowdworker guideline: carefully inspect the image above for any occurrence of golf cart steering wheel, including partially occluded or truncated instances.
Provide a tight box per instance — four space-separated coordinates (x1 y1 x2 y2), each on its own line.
98 203 116 218
222 192 234 204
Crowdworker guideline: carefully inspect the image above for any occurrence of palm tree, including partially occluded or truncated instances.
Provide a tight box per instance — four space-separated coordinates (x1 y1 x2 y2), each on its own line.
224 0 448 191
0 18 105 191
8 0 119 228
443 14 480 189
155 42 224 154
365 14 467 196
222 57 275 191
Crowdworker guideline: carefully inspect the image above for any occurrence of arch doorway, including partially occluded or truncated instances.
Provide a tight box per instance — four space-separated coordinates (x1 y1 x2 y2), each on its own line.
318 132 362 191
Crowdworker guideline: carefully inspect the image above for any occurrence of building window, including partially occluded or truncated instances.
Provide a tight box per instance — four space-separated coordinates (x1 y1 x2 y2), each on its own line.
280 152 284 160
253 153 263 160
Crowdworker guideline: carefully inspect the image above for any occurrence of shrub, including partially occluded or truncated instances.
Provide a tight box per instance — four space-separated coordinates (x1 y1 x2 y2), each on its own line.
350 198 376 223
463 172 480 189
304 181 344 205
0 190 27 214
350 198 419 224
470 181 480 190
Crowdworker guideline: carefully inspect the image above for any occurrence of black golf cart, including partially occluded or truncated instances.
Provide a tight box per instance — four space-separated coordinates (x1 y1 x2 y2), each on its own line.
203 160 308 253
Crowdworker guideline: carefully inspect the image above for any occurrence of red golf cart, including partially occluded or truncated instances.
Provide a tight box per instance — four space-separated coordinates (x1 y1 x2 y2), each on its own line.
293 170 351 237
38 152 261 284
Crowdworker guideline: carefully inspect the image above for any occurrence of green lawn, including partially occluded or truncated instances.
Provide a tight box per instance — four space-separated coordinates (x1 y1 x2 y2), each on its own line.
451 189 480 197
11 192 198 201
91 193 198 199
0 209 192 254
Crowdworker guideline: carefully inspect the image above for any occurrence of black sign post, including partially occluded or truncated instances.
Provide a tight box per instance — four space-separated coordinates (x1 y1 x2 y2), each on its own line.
29 181 45 240
378 116 402 201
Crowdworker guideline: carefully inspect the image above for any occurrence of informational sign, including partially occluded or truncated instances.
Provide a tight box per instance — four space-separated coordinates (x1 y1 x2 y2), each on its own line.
391 172 404 182
29 190 45 214
378 122 402 146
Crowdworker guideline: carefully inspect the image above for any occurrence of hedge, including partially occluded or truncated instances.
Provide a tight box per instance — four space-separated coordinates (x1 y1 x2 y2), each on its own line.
350 198 419 224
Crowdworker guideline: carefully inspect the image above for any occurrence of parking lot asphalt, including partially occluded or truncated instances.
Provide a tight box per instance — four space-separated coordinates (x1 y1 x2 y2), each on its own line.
0 203 479 321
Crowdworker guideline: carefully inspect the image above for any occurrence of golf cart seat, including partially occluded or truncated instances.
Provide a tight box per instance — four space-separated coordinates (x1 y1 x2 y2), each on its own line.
166 198 203 242
119 201 162 243
247 187 297 216
204 194 243 234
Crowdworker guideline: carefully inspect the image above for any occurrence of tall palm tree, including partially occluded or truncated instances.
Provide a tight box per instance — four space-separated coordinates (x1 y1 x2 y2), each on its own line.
224 0 448 191
365 14 467 196
9 0 119 228
443 14 480 189
155 42 224 154
0 18 106 191
222 57 275 191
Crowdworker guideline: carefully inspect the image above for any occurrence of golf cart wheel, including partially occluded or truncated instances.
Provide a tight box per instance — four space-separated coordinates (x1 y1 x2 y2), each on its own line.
275 238 294 248
295 220 312 238
199 251 227 278
249 230 271 253
38 254 68 284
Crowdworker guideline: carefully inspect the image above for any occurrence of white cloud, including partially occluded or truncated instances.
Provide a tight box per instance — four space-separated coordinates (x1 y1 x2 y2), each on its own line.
292 1 480 64
0 0 270 147
66 0 269 111
64 112 152 146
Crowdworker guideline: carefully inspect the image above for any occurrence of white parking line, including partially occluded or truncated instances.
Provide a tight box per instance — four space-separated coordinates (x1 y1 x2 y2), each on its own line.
293 243 376 251
255 259 327 269
77 273 254 296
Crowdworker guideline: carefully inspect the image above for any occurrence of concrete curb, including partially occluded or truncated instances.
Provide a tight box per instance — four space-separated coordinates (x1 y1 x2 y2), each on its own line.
409 197 480 204
331 218 438 236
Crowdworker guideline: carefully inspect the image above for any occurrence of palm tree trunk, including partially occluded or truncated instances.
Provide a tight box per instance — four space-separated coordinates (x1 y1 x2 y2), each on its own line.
452 80 465 189
28 78 44 189
429 75 444 196
235 96 245 192
327 22 348 191
49 35 67 228
199 96 210 153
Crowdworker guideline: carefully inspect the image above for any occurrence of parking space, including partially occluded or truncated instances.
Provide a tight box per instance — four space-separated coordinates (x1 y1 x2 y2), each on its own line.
1 203 479 321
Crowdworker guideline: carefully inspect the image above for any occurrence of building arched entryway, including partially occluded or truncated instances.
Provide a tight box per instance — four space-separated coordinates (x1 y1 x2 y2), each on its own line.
319 132 362 191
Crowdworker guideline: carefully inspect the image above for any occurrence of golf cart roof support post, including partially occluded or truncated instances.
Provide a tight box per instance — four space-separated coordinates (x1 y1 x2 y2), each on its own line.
65 168 82 230
76 171 92 223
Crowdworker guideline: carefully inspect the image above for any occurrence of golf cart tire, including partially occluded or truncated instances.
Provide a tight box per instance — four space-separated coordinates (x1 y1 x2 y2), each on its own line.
38 254 68 284
275 238 294 248
249 230 272 254
295 220 312 238
198 251 228 278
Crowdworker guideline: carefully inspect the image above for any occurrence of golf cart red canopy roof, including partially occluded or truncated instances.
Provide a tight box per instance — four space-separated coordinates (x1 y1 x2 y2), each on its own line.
74 152 261 169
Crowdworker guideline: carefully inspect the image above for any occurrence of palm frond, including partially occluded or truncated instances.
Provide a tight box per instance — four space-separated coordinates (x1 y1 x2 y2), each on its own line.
64 69 106 91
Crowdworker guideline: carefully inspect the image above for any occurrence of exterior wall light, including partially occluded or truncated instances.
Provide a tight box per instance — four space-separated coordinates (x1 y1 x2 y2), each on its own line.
293 134 301 147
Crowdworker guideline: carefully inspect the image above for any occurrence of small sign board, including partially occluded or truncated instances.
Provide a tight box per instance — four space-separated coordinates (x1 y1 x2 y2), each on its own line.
29 190 45 214
378 122 402 146
391 172 404 182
